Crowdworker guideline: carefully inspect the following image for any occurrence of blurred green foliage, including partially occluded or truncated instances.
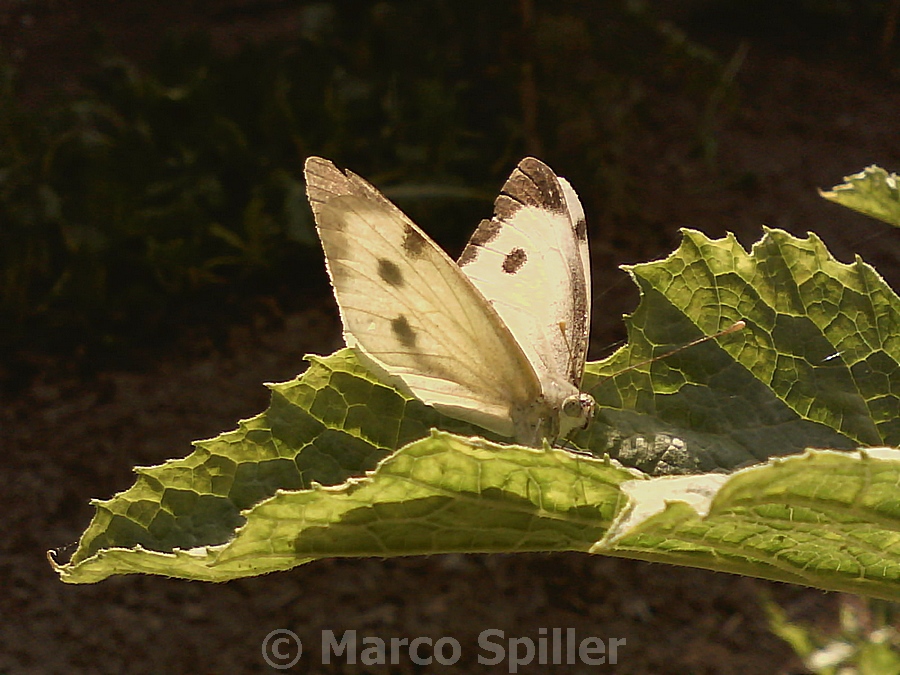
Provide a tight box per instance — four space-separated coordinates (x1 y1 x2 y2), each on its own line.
765 594 900 675
0 0 732 376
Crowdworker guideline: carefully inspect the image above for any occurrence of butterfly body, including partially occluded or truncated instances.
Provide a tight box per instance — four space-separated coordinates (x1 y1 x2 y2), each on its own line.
305 156 593 447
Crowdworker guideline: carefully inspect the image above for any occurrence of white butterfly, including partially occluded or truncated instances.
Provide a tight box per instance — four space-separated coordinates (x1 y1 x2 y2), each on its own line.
304 156 594 447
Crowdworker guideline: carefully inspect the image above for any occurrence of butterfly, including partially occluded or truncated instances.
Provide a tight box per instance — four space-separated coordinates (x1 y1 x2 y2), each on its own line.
304 156 594 447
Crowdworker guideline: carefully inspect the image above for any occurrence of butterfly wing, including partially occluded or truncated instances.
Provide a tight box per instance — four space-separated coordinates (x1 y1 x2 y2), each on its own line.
457 158 592 411
304 156 545 440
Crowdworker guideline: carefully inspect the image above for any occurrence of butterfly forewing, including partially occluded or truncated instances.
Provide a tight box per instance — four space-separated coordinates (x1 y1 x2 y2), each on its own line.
457 158 592 401
304 157 544 439
558 176 592 379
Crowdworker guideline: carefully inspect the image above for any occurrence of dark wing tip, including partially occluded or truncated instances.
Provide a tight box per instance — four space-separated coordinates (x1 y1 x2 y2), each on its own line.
516 157 553 174
303 156 341 185
304 157 345 205
501 157 565 214
304 157 411 223
305 156 377 210
304 155 332 171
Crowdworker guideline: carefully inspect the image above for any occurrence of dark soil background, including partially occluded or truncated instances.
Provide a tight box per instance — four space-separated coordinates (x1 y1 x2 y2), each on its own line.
3 1 900 673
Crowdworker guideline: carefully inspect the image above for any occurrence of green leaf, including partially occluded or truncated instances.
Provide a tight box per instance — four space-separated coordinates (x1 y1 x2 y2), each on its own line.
51 432 634 583
52 435 900 599
579 227 900 473
50 228 900 598
55 349 495 568
601 447 900 601
820 166 900 227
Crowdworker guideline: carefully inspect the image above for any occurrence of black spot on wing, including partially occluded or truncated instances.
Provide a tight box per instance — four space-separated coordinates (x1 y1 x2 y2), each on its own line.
378 258 404 287
391 315 417 348
502 247 527 274
402 225 428 258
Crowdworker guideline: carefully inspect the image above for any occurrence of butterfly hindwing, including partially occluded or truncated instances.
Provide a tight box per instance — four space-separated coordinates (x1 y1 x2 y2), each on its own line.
304 157 544 440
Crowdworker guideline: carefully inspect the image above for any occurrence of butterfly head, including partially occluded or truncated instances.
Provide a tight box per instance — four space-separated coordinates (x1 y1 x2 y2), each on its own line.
558 392 596 440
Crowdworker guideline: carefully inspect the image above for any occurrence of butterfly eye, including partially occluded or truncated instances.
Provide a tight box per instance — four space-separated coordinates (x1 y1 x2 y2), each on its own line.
557 393 595 440
562 394 583 417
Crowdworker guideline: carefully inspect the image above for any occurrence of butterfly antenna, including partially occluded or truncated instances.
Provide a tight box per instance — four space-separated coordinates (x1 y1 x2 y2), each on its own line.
613 320 746 377
557 320 575 360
